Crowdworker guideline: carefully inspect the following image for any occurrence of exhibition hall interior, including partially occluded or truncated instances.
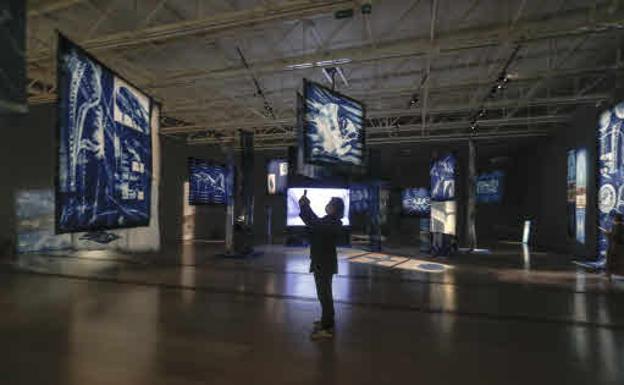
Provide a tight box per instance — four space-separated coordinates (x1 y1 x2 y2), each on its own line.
2 0 624 384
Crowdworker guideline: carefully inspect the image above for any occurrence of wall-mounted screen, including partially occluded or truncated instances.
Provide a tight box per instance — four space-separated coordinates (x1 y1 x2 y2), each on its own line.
303 80 365 167
350 184 371 214
287 187 350 226
476 171 504 203
430 154 456 201
402 188 431 216
598 103 624 258
431 201 456 235
56 35 154 233
267 159 288 195
188 158 227 205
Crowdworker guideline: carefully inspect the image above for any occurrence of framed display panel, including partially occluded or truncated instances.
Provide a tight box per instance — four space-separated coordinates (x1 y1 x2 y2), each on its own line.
597 103 624 258
575 149 587 244
430 201 456 236
56 35 153 233
286 187 350 226
476 171 504 203
188 158 228 205
267 159 289 195
350 184 371 214
402 188 431 216
567 150 577 238
303 80 365 168
430 153 456 201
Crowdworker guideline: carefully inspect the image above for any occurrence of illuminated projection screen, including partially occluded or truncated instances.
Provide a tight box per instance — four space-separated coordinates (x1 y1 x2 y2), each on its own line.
430 201 456 235
188 158 227 205
350 184 371 214
402 188 431 216
597 103 624 258
267 159 288 195
476 171 504 203
287 188 350 226
303 80 365 167
567 150 576 238
430 154 456 201
575 149 587 244
56 36 153 233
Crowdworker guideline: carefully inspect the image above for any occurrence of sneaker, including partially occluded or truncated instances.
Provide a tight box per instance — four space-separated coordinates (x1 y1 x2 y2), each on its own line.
312 320 322 330
310 328 334 341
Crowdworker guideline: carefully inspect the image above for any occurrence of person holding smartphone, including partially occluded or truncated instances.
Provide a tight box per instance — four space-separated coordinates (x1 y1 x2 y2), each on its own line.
298 190 345 340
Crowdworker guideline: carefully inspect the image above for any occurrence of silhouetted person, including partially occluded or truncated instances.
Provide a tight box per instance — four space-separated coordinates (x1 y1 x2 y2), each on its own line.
298 191 344 340
607 213 624 281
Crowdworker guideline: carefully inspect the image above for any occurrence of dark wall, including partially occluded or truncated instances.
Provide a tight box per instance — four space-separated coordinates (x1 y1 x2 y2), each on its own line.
0 104 57 253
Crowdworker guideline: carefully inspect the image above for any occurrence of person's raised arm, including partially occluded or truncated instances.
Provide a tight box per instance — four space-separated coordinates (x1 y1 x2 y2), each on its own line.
298 190 318 226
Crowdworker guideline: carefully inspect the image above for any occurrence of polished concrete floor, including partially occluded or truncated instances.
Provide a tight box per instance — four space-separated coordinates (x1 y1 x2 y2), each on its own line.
1 244 624 384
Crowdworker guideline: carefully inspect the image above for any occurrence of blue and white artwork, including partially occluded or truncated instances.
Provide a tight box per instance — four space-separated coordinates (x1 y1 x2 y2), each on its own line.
476 171 504 203
56 36 152 233
598 103 624 258
188 158 227 205
267 159 288 195
304 81 365 167
567 150 576 237
430 154 456 201
350 184 371 214
402 188 431 216
16 189 72 253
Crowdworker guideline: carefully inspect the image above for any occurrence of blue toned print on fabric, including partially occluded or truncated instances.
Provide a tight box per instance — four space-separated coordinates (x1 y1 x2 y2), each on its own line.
350 184 371 214
402 188 431 216
430 154 456 201
597 103 624 259
476 171 504 203
188 158 228 205
304 81 364 166
56 36 152 233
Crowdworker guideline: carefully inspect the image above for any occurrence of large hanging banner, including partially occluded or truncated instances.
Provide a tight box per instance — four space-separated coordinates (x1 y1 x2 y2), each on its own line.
476 171 504 203
188 158 228 205
430 154 456 201
598 103 624 259
303 80 365 167
56 35 153 233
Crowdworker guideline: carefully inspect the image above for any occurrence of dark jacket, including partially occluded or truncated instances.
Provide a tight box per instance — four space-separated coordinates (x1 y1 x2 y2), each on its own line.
299 202 342 275
607 222 624 274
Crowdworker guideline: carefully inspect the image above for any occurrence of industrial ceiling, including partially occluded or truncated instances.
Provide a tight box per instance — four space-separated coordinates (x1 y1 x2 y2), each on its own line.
26 0 624 148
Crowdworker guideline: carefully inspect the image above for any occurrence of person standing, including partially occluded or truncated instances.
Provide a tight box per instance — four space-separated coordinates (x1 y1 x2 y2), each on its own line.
607 213 624 281
298 191 344 340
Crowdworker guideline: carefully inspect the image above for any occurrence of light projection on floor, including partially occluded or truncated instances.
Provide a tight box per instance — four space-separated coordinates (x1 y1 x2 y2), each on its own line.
286 187 350 226
15 189 71 253
575 149 587 244
430 154 456 201
598 103 624 259
266 159 288 195
350 184 371 214
402 188 431 216
476 171 504 203
56 35 153 233
188 158 227 205
303 80 365 167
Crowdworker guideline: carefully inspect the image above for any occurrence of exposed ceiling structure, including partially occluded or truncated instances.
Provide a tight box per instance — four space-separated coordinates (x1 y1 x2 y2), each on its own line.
26 0 624 149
